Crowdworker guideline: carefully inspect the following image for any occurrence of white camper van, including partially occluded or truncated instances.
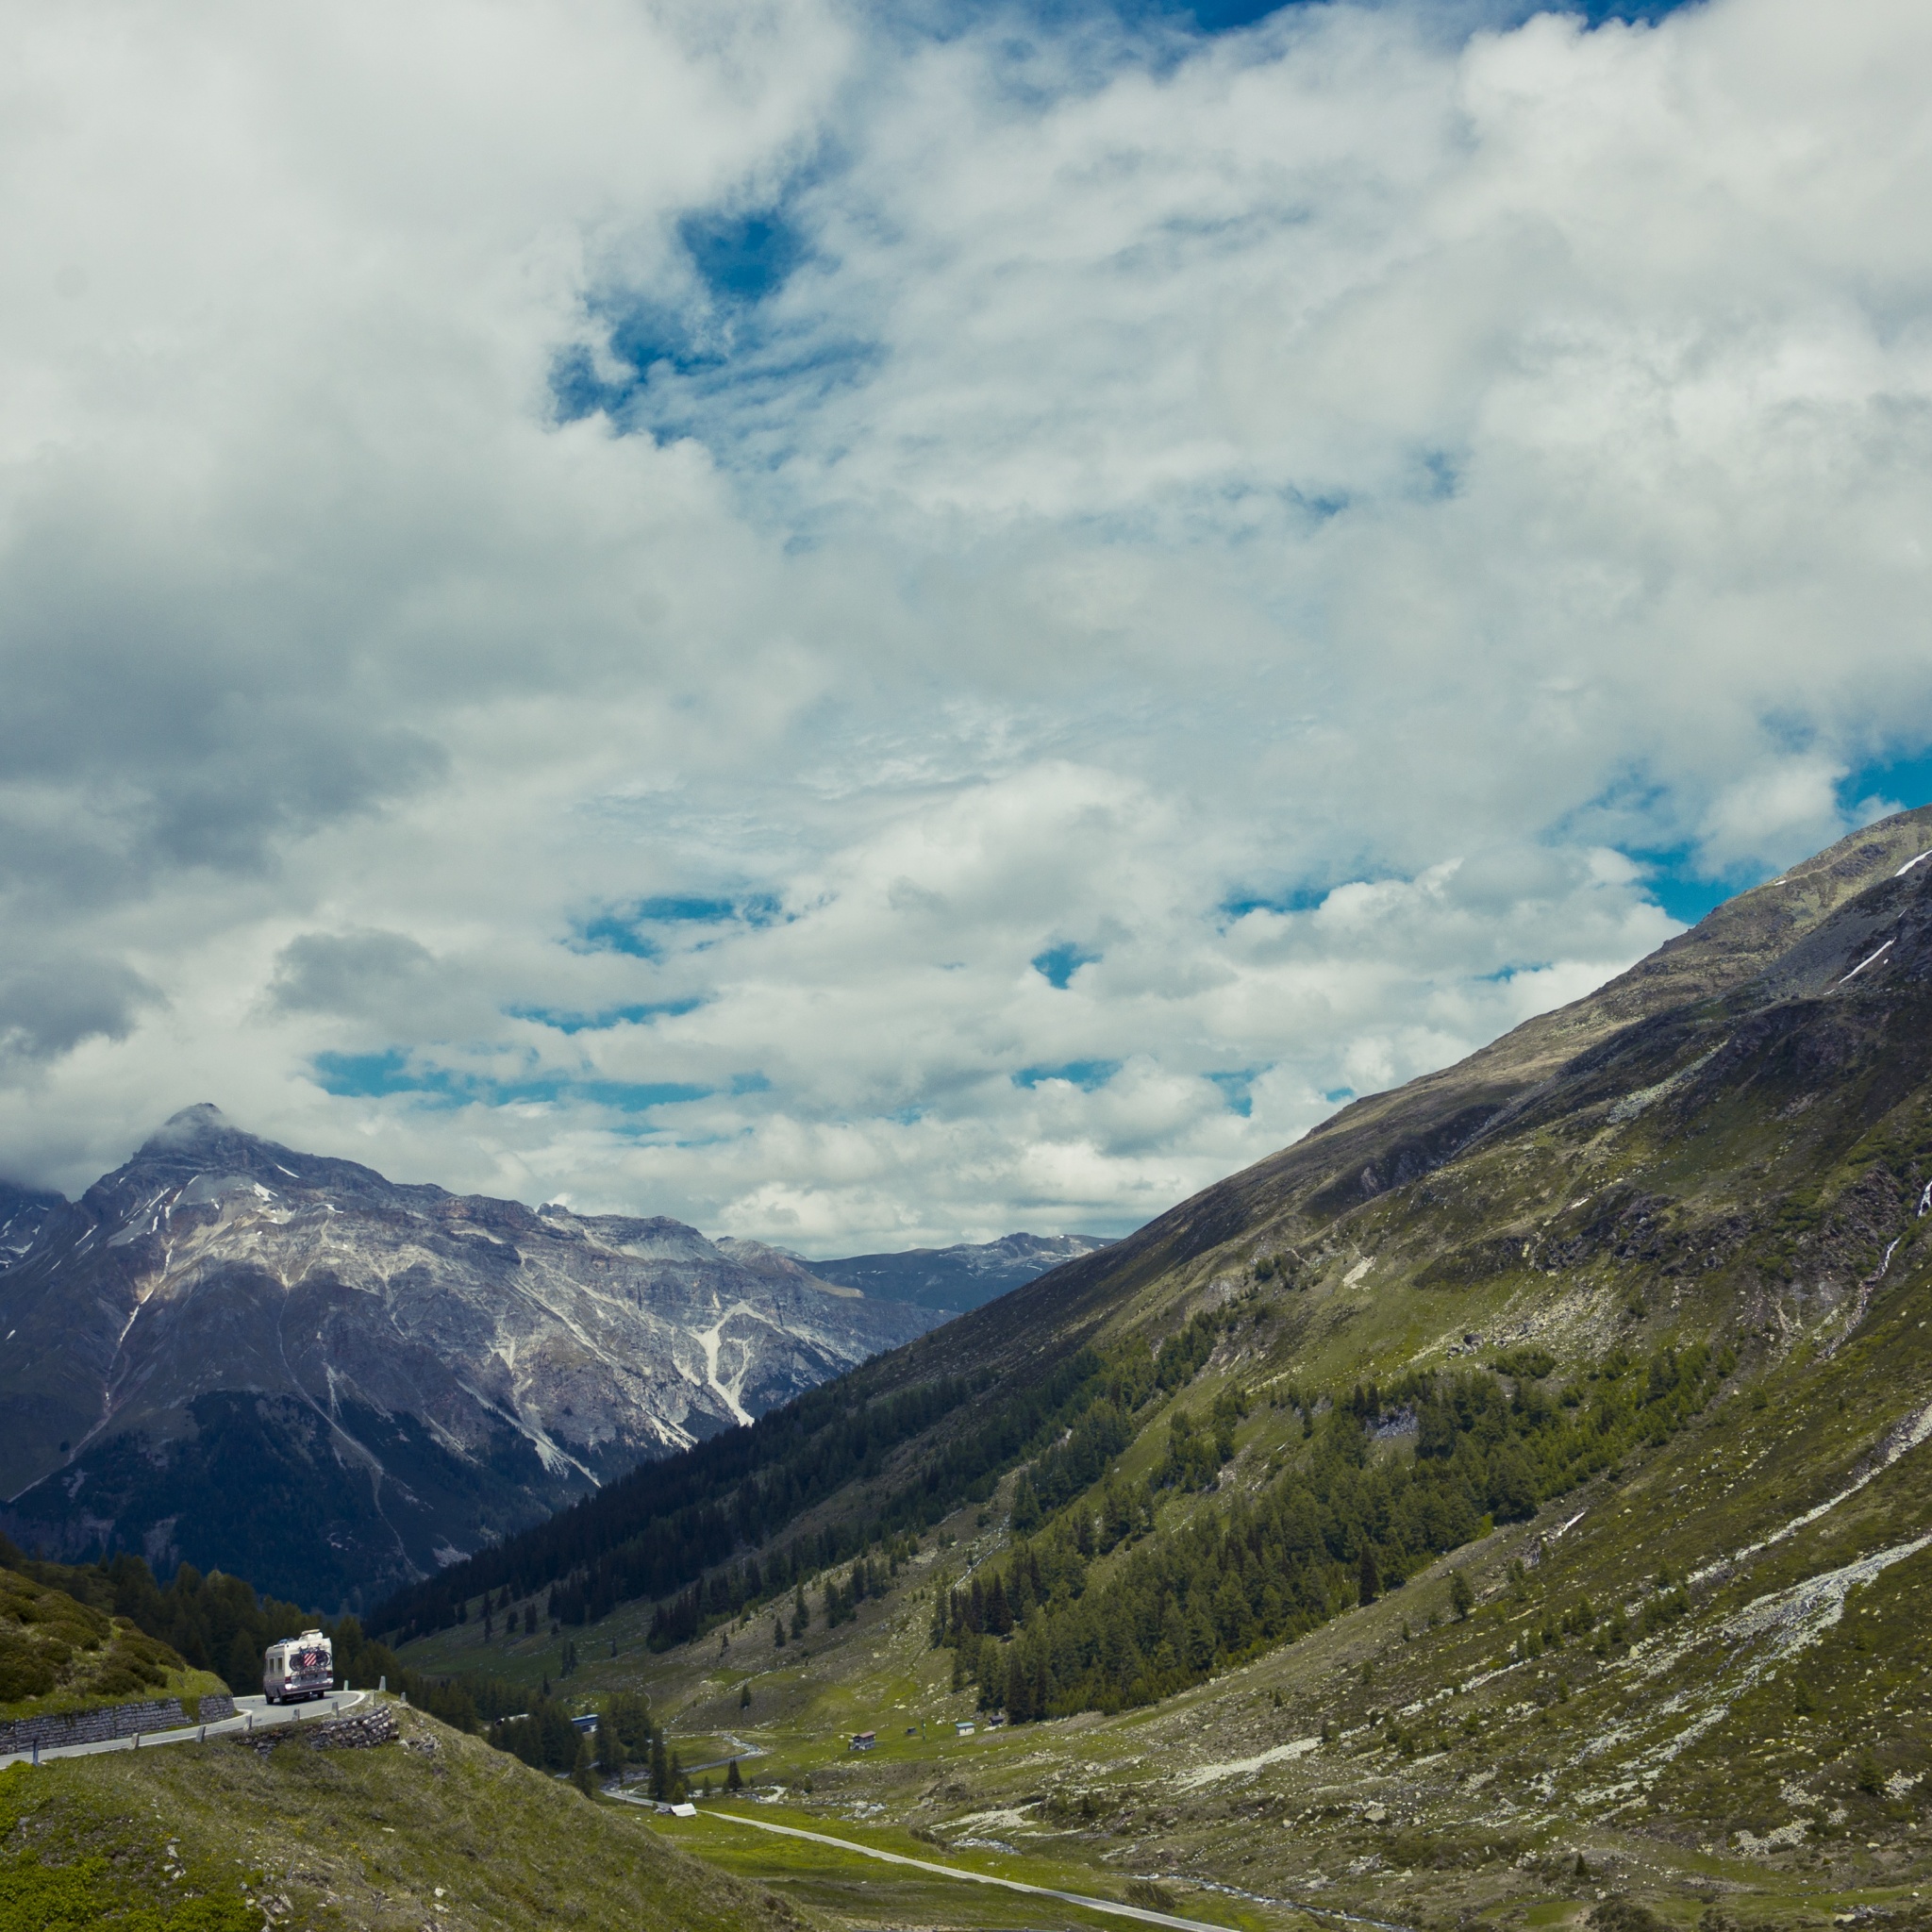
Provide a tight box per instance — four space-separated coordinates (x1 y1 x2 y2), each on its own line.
262 1629 334 1704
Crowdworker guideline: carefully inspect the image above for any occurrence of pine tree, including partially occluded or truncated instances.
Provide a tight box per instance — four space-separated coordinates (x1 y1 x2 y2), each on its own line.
726 1757 743 1791
986 1575 1012 1636
225 1630 260 1695
1357 1546 1380 1607
739 1682 752 1710
1450 1570 1474 1621
572 1731 599 1800
598 1717 625 1778
651 1731 671 1800
1010 1474 1041 1534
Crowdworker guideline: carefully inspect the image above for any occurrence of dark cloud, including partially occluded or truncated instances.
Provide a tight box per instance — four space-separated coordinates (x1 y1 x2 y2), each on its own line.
270 930 441 1022
0 959 162 1073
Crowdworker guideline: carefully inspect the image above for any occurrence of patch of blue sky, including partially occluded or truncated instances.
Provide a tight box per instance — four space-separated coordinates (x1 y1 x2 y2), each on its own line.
309 1051 710 1113
575 1080 713 1111
310 1050 462 1106
1032 941 1100 989
1014 1059 1122 1091
552 189 885 459
1615 843 1743 929
1843 747 1932 819
1181 0 1703 32
600 309 713 385
571 910 659 958
1323 1086 1356 1104
556 282 880 450
680 209 807 305
1478 961 1553 984
893 0 1705 45
569 893 785 957
508 999 704 1035
1602 746 1932 930
555 207 810 411
1206 1068 1260 1117
1557 766 1756 926
729 1072 772 1095
594 330 885 458
1218 883 1330 922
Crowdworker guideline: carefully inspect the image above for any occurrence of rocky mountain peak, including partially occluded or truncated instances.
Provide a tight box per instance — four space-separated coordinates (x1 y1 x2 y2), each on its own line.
0 1124 947 1609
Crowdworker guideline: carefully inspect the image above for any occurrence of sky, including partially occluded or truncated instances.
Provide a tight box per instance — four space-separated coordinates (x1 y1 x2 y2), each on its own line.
2 0 1930 1254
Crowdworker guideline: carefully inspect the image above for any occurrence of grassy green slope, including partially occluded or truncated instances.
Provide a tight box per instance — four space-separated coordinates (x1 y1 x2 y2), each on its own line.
392 805 1932 1931
0 1698 805 1932
0 1561 228 1724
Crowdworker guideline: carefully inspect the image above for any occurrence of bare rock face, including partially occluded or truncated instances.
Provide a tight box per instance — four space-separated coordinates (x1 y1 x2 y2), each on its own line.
0 1182 62 1274
0 1108 944 1610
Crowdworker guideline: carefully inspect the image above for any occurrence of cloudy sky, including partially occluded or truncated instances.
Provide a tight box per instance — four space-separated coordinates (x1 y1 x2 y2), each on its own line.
3 0 1929 1252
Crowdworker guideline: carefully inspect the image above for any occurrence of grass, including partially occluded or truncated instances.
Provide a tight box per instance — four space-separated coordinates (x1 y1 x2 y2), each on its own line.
652 1802 1275 1932
0 1562 229 1724
0 1698 803 1932
412 1243 1932 1931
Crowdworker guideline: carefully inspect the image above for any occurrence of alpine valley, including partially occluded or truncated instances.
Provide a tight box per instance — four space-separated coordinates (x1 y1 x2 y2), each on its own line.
372 805 1932 1932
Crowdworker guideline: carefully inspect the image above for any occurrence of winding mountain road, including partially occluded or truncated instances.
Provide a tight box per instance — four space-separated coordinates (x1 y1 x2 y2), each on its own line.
0 1689 369 1768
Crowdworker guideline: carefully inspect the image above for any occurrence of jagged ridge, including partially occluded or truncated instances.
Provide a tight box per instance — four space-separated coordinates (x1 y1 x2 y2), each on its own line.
0 1108 943 1609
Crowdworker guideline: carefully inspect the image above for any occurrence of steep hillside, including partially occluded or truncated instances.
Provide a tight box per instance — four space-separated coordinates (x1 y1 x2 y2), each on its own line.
384 807 1932 1927
0 1559 220 1722
377 806 1932 1642
0 1108 941 1611
0 1697 791 1932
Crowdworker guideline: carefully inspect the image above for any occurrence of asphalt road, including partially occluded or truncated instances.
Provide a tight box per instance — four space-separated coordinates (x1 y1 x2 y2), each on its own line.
0 1689 371 1767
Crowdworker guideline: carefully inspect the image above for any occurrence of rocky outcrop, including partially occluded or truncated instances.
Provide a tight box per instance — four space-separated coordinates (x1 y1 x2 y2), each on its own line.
305 1706 398 1749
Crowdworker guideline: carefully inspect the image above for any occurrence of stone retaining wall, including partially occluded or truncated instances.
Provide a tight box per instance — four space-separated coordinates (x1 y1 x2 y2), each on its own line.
308 1707 397 1750
0 1690 238 1757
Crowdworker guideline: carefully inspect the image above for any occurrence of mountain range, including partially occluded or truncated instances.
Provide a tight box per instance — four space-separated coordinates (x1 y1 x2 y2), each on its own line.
377 803 1932 1927
788 1231 1112 1311
0 1108 950 1610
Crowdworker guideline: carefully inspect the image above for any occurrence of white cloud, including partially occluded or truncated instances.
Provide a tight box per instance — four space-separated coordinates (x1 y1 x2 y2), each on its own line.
1695 757 1850 874
0 0 1927 1249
